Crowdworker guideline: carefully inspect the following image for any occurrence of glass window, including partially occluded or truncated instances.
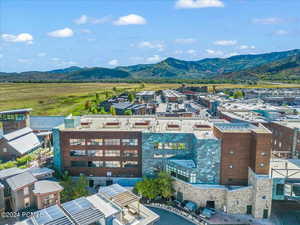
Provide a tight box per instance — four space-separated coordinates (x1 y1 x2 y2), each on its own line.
70 150 86 156
276 184 284 195
87 150 103 157
88 161 104 168
122 161 138 168
87 139 103 146
122 139 138 146
71 161 86 167
69 139 85 146
105 139 120 146
105 150 120 157
154 142 186 150
105 161 121 168
123 150 138 157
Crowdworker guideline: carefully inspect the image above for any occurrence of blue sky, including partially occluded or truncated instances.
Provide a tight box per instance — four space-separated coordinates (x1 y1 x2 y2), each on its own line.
0 0 299 72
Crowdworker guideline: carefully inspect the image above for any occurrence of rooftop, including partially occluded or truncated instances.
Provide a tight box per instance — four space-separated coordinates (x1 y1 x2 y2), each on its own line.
214 122 271 133
30 116 65 131
0 108 32 115
61 115 217 139
33 180 63 195
6 172 37 191
0 167 25 180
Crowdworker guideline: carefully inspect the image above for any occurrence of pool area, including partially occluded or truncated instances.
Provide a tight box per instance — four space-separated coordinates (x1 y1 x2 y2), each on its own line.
149 207 196 225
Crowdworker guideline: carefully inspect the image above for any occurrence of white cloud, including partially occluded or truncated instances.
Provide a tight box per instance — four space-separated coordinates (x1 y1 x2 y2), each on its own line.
17 58 30 63
175 0 224 9
187 49 197 55
113 14 146 25
74 14 111 25
252 17 283 25
48 28 74 38
238 45 255 50
108 59 119 66
214 40 237 46
146 55 162 63
2 33 33 44
51 57 60 62
37 52 47 57
226 52 239 57
205 49 224 56
272 29 289 36
137 41 165 51
175 38 197 44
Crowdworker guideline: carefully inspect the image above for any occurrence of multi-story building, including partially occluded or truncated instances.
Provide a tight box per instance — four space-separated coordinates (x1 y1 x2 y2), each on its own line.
53 115 273 218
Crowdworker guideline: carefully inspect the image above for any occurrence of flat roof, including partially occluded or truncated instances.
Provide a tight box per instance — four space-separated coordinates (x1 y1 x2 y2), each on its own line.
33 180 63 195
6 172 37 191
0 108 32 115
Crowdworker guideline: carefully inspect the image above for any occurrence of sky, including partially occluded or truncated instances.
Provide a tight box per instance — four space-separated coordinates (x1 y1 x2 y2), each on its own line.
0 0 299 72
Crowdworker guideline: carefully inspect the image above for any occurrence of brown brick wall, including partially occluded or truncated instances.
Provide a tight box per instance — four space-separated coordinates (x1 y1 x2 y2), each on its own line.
213 127 271 185
60 130 142 177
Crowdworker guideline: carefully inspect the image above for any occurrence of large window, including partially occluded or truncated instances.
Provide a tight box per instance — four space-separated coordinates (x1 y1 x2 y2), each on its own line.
71 161 86 167
87 139 103 146
70 150 86 156
122 139 138 146
69 139 85 146
105 139 120 146
87 150 103 157
88 161 104 168
154 142 187 150
276 184 284 195
122 161 138 168
105 161 121 168
123 150 138 157
105 150 121 157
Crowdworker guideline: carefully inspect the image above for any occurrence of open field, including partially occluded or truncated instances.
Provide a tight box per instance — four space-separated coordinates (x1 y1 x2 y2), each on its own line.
1 82 300 116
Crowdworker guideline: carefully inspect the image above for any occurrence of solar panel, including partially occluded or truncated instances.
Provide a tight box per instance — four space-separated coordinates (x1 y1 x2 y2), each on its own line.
33 205 73 225
99 184 127 198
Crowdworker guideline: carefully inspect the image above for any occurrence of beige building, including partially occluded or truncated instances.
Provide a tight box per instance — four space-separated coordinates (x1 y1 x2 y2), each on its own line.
173 167 272 219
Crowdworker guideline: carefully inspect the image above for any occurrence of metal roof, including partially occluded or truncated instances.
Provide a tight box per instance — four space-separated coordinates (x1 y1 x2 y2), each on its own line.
0 108 32 115
62 197 105 225
30 116 65 131
0 167 25 180
3 127 41 155
6 172 37 191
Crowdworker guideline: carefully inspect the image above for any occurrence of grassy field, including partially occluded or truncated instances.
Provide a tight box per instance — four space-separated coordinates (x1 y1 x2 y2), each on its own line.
1 82 300 116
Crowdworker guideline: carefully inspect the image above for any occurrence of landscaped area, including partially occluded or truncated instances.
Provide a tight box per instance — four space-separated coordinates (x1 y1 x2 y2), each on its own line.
1 82 300 116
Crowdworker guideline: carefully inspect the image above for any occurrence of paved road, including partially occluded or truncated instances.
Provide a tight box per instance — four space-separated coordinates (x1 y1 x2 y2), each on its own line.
271 201 300 225
149 207 196 225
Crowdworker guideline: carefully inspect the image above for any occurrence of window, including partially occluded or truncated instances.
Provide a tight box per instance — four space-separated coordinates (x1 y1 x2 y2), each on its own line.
87 150 103 157
105 139 120 146
71 161 86 167
154 142 186 150
87 139 103 146
153 153 176 158
70 150 86 156
122 161 138 168
123 150 138 157
259 163 265 168
261 152 267 156
24 197 30 208
88 161 104 168
69 139 85 146
24 186 29 196
3 147 7 153
122 139 138 146
279 142 282 148
105 150 120 157
276 184 284 195
229 150 235 155
229 165 234 169
105 161 121 168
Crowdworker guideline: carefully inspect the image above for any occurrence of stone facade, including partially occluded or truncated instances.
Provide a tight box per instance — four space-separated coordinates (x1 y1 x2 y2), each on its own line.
173 168 273 219
142 133 220 183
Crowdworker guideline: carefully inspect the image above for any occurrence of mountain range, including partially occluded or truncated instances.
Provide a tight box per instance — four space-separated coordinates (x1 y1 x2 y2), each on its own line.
1 49 300 82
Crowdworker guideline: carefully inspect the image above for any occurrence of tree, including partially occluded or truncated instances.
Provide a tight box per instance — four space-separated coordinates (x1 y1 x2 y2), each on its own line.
84 100 91 110
124 109 133 115
233 90 243 99
95 93 100 104
99 107 107 114
110 106 116 115
136 178 159 200
112 87 117 92
73 174 89 198
157 172 174 200
140 83 145 89
128 93 135 103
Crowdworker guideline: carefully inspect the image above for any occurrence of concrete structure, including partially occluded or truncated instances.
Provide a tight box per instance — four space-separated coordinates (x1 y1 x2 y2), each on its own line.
173 168 272 219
